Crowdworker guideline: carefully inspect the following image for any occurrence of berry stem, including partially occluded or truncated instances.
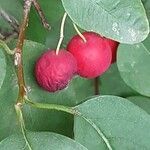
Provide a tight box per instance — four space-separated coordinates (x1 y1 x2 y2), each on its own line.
94 77 100 95
56 12 67 55
0 40 15 55
73 23 87 43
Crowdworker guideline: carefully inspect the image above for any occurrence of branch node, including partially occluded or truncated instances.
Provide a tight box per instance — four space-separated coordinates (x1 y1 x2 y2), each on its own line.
14 52 21 66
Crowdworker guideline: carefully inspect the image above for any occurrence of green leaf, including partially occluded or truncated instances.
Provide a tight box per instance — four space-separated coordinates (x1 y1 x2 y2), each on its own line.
117 42 150 97
0 17 11 32
0 132 88 150
61 0 149 44
0 54 18 141
128 96 150 114
22 40 94 137
100 64 137 97
0 49 6 89
74 95 150 149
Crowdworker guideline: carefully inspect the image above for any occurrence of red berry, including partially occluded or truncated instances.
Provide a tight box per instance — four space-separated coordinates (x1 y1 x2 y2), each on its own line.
35 49 77 92
105 38 119 63
67 32 112 78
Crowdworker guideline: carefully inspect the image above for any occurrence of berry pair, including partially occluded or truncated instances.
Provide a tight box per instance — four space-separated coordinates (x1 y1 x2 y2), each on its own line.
35 32 119 92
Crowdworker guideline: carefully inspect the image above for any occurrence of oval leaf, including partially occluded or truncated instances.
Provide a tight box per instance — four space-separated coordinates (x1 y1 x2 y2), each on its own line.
0 49 6 89
0 53 18 141
117 42 150 97
74 95 150 149
61 0 149 44
0 132 88 150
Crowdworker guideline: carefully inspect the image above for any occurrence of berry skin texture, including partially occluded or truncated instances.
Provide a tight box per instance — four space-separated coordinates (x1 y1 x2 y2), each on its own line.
67 32 112 78
105 38 119 63
35 49 77 92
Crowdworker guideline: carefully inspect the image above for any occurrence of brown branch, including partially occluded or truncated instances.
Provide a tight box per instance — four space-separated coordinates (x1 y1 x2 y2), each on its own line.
94 77 100 95
15 0 32 104
32 0 50 30
14 0 50 103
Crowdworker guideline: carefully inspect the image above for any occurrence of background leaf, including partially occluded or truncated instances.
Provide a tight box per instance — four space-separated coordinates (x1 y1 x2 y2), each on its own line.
117 41 150 97
0 132 88 150
61 0 149 44
0 49 6 89
143 34 150 48
0 54 18 141
74 95 150 149
142 0 150 24
100 64 137 97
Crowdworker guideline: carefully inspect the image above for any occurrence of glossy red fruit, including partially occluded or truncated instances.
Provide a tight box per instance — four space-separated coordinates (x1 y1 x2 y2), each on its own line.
105 38 119 63
67 32 112 78
35 49 77 92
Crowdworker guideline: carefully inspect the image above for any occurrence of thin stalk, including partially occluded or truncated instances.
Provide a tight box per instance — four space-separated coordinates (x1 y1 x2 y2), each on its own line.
73 23 86 42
